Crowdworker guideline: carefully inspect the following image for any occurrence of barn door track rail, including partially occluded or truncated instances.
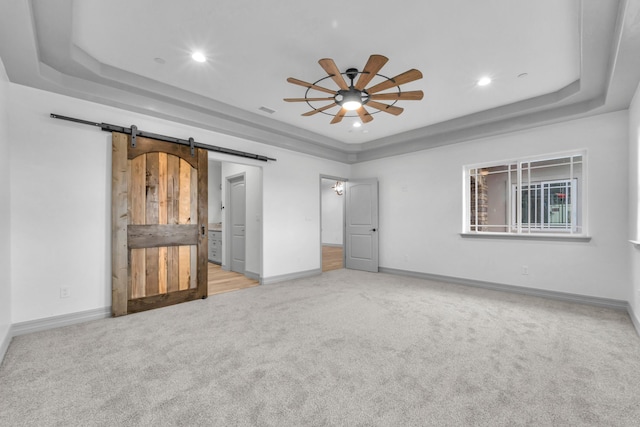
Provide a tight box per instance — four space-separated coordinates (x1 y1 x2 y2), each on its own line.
50 113 277 162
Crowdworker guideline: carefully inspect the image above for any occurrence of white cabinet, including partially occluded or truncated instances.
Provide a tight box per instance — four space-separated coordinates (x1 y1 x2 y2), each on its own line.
208 230 222 264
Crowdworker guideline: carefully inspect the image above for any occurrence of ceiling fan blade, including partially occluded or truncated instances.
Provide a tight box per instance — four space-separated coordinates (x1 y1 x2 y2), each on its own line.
354 54 388 90
369 90 424 101
287 77 337 95
284 97 335 102
330 108 347 124
366 100 404 116
356 106 373 123
318 58 349 90
366 69 423 94
302 102 338 116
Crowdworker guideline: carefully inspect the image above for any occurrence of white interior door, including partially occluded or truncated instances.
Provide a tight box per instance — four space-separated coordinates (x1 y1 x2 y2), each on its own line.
345 178 379 272
229 175 246 274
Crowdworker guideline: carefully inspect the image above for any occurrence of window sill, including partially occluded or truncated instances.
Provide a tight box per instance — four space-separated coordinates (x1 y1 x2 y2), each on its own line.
460 232 591 242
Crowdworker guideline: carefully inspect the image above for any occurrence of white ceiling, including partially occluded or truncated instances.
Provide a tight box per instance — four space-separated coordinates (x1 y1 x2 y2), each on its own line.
1 0 639 162
71 0 580 144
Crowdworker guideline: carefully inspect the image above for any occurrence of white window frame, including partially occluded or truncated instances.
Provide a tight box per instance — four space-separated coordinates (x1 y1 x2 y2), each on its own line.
462 150 588 238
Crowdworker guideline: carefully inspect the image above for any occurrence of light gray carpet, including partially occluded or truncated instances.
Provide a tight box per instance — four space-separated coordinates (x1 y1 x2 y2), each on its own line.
1 269 640 426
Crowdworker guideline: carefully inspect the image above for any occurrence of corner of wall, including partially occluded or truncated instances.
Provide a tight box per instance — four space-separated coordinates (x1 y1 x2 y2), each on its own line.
0 325 12 364
628 303 640 337
628 78 640 329
0 54 12 364
262 268 322 285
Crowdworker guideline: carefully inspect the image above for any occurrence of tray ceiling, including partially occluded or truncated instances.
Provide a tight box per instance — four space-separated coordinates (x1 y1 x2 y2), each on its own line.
1 0 639 162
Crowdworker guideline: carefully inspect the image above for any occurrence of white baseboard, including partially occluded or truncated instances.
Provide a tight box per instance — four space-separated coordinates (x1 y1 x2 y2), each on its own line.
262 268 321 285
11 307 111 337
379 267 629 311
628 304 640 337
0 324 12 365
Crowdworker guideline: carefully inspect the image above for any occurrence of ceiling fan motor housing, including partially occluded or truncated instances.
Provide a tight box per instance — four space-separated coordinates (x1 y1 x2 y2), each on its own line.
334 68 370 110
335 88 370 109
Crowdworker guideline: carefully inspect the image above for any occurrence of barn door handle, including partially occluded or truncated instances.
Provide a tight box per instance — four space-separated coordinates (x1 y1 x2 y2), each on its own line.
370 228 377 232
201 225 206 237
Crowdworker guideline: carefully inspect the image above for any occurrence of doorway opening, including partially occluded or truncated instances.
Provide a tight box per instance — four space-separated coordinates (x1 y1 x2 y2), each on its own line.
207 159 261 295
320 176 346 272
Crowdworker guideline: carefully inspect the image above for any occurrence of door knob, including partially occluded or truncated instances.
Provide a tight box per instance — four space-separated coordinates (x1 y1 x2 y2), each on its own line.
370 228 377 232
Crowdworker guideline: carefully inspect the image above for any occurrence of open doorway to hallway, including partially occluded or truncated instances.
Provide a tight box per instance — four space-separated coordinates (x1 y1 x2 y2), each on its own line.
321 177 345 272
209 159 262 294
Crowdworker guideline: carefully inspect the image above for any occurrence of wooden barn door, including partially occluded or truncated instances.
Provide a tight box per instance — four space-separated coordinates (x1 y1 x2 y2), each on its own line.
112 132 208 316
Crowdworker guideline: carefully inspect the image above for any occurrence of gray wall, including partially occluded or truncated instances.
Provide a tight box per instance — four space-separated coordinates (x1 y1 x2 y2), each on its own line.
352 111 629 301
208 160 222 224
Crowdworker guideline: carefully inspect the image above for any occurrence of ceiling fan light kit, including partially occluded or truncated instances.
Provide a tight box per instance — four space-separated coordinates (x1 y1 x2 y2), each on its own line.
284 54 424 124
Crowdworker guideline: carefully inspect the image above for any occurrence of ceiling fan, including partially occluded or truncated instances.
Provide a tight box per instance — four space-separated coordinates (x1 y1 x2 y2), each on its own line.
284 54 423 124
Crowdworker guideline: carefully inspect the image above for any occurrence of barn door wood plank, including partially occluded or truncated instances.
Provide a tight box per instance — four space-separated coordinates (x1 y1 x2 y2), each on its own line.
167 154 180 292
127 224 199 248
178 159 192 290
190 165 198 290
127 288 199 314
145 152 160 297
130 154 147 299
158 153 168 294
196 148 209 298
111 133 129 317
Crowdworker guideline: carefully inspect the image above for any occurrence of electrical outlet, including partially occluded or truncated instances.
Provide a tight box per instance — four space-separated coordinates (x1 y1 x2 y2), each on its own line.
60 287 70 298
521 265 529 275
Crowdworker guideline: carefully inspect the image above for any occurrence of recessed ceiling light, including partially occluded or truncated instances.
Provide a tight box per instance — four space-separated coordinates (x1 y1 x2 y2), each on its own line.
353 122 362 128
477 76 492 86
191 51 207 63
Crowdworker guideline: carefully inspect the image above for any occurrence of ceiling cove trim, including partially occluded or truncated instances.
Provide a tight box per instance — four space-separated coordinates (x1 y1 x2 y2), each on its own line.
1 0 634 164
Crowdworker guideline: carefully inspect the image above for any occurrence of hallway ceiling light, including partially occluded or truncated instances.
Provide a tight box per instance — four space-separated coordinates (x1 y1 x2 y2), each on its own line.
332 181 344 195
